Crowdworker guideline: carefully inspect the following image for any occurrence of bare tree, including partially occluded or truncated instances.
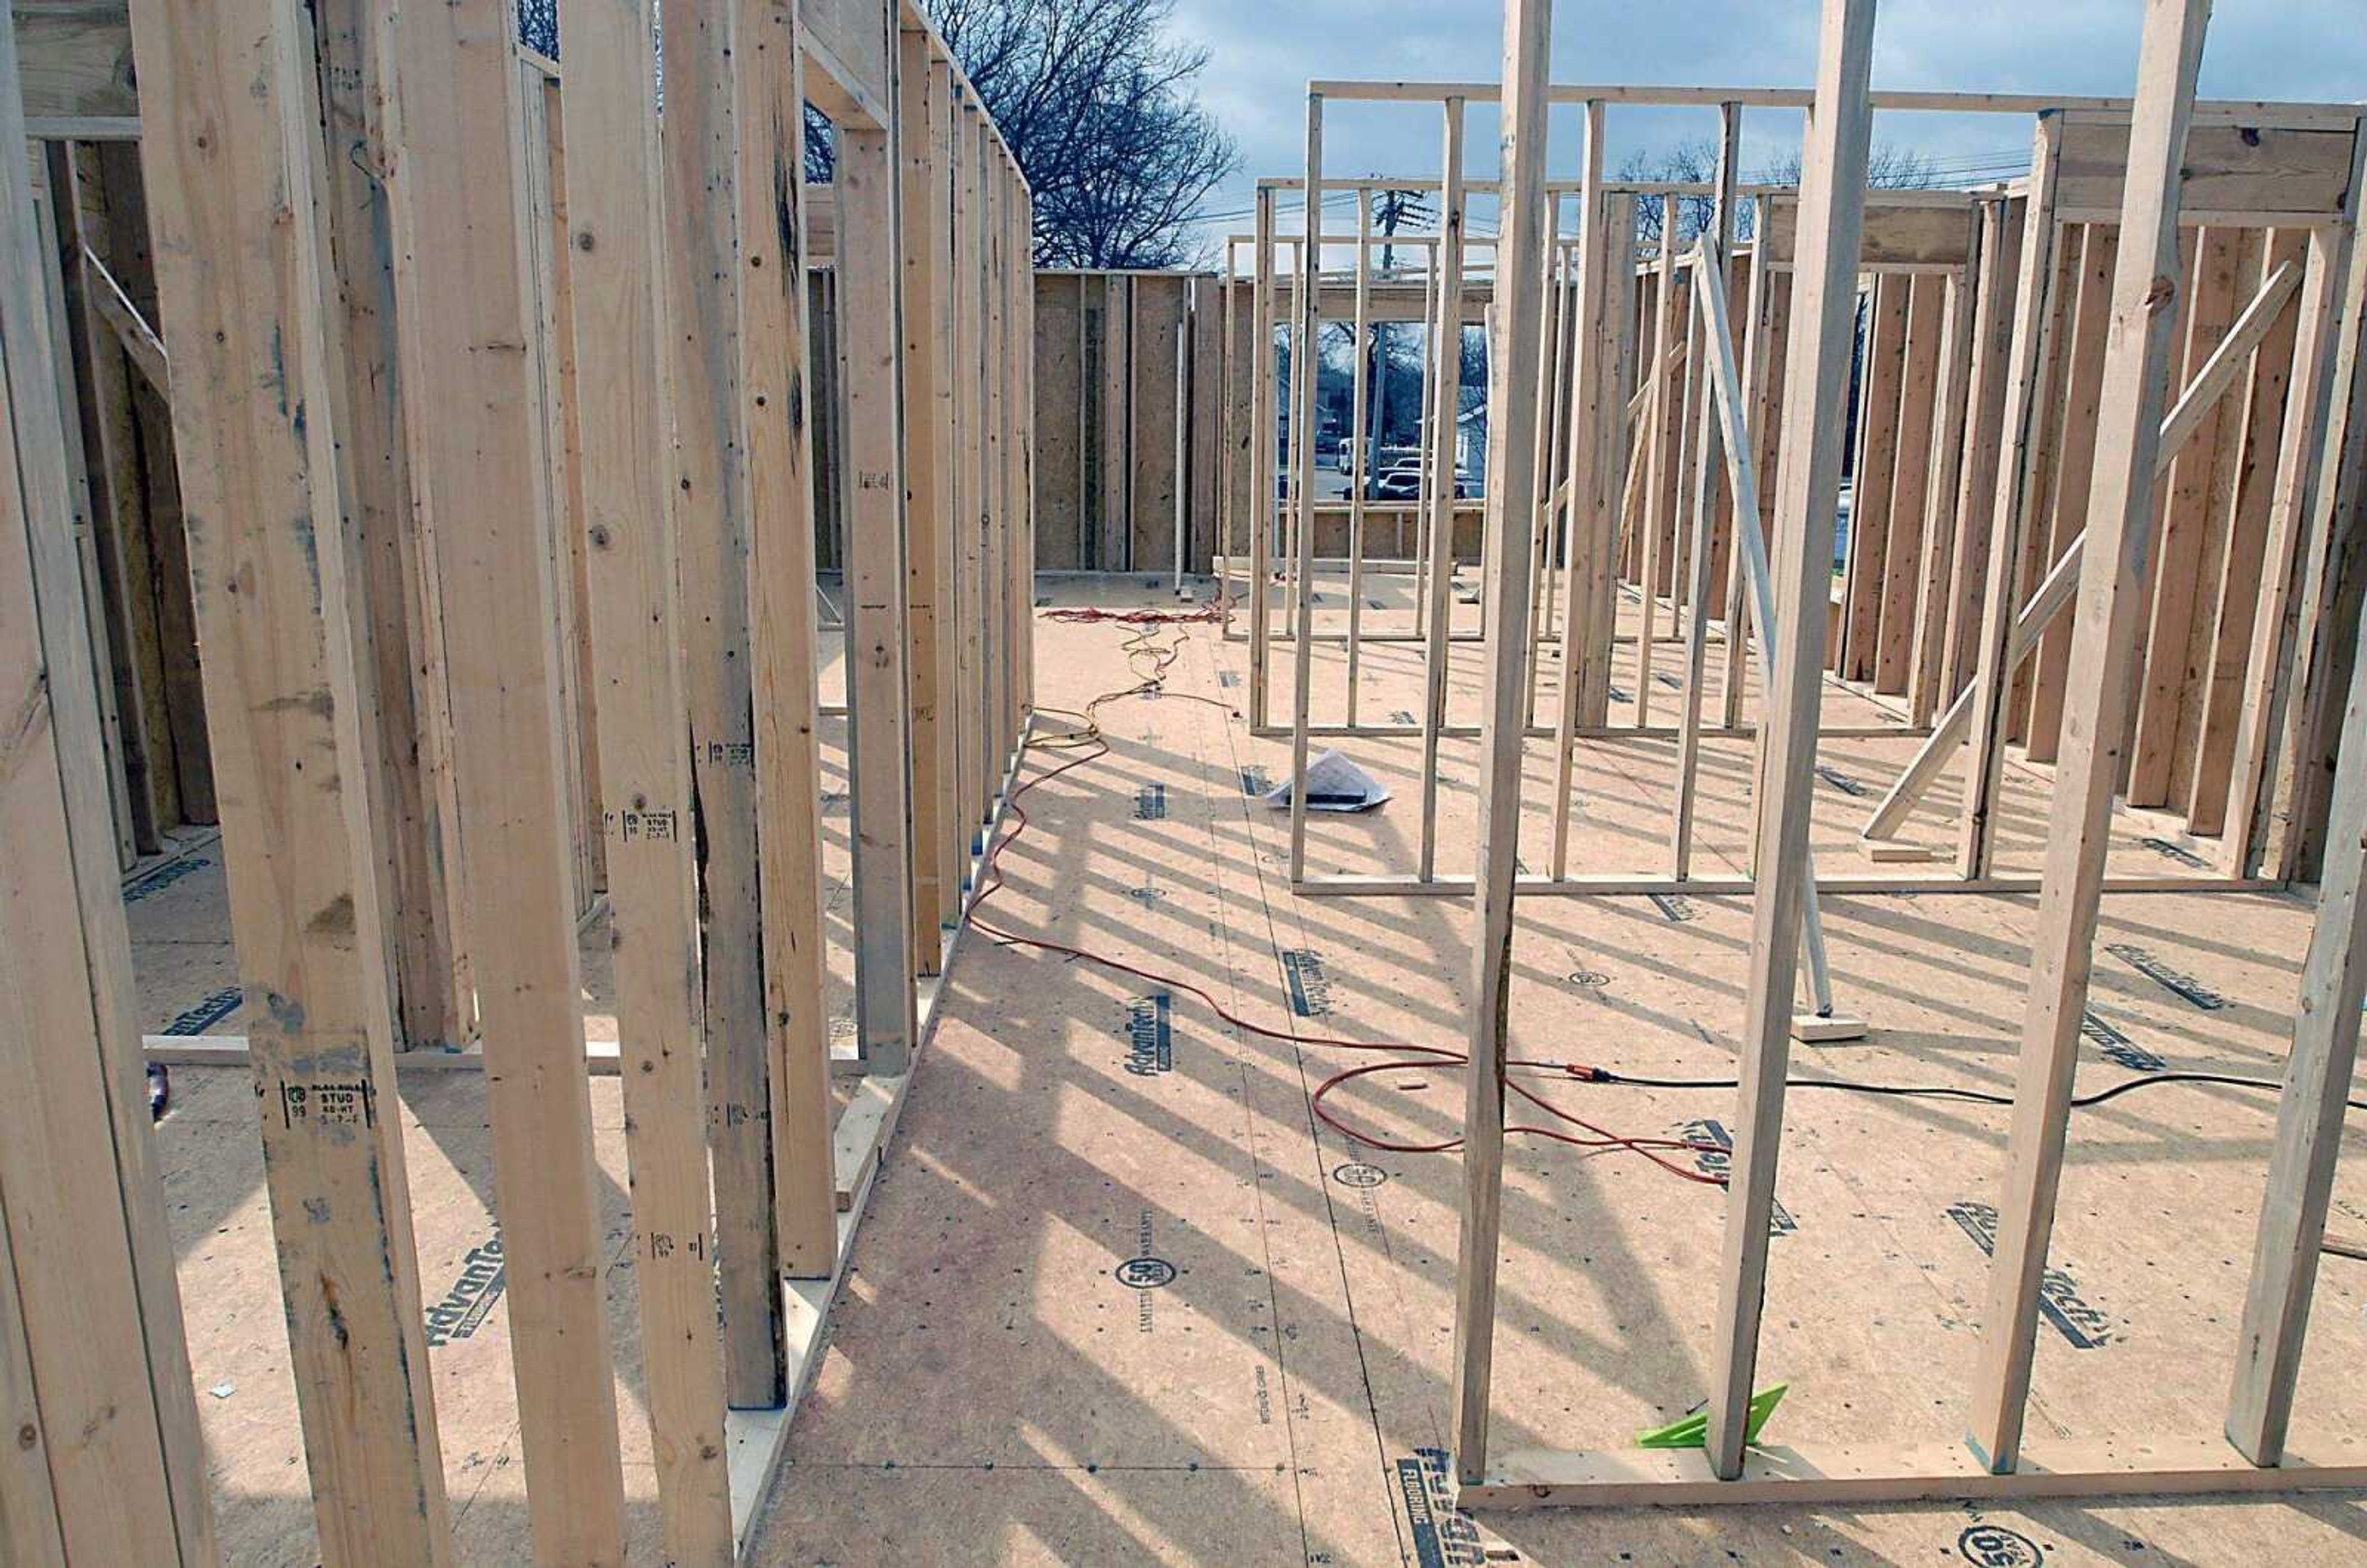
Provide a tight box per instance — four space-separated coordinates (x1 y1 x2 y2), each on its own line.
806 0 1236 269
1621 138 1940 248
933 0 1235 267
518 0 556 57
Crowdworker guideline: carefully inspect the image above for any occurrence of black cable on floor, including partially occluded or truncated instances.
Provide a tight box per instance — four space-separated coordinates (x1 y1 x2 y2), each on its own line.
1584 1066 2367 1114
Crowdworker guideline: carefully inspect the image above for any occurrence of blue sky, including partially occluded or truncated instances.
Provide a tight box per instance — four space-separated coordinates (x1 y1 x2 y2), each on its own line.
1163 1 2367 257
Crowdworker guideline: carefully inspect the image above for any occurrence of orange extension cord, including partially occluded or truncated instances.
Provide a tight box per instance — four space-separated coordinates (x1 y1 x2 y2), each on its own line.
962 605 1730 1188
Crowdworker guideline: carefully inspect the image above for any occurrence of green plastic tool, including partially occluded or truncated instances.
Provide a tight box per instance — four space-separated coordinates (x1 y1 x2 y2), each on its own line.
1635 1384 1788 1450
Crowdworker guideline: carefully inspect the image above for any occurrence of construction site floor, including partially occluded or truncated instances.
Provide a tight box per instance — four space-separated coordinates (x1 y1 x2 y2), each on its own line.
129 575 2366 1566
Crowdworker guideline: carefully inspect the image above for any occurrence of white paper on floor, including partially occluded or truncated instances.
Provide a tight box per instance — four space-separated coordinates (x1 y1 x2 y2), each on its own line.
1262 749 1391 813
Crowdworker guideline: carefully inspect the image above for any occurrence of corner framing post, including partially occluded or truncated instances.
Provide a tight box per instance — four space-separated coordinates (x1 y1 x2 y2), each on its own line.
1968 0 2210 1473
733 0 837 1280
1672 103 1741 877
2 11 214 1559
1450 0 1554 1485
385 0 629 1551
1548 100 1609 879
2226 560 2367 1462
1289 92 1324 880
838 118 921 1075
1956 115 2066 877
557 0 736 1551
1418 99 1470 881
1704 0 1877 1482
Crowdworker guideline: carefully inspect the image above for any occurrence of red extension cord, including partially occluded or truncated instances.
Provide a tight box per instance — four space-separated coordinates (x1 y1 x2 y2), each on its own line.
962 606 1728 1188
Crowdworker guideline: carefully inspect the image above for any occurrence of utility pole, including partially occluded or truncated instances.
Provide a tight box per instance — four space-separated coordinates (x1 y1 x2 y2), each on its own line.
1367 186 1432 475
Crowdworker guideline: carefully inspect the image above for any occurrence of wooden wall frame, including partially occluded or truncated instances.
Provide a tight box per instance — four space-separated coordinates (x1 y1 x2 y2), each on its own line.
1442 0 2367 1513
1254 68 2367 907
5 0 1037 1559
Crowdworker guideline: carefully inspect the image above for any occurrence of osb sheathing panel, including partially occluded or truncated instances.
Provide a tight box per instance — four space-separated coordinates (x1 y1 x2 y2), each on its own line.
1188 280 1224 574
1129 275 1188 572
136 582 2366 1564
2057 121 2360 217
11 1 137 120
1766 199 1978 267
1034 274 1087 568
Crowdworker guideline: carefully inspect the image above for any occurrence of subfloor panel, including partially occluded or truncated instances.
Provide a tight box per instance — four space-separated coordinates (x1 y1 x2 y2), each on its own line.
750 579 2364 1565
128 576 2363 1565
130 724 870 1566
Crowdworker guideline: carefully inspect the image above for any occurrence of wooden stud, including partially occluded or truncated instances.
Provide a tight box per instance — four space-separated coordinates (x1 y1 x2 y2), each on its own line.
1523 210 1571 724
899 28 950 965
126 0 464 1553
1347 192 1373 725
1719 200 1775 731
1250 184 1275 729
1417 99 1469 881
1874 274 1944 695
2022 222 2118 763
930 57 965 925
385 0 628 1551
311 0 467 1051
1841 274 1908 680
734 0 838 1280
534 80 607 918
2225 542 2367 1463
2249 144 2367 883
1 14 214 1561
1548 100 1611 878
1672 104 1741 877
41 142 158 857
558 0 737 1552
2188 229 2306 835
1908 267 1976 722
1288 91 1323 878
1450 0 1555 1484
1704 0 1878 1482
662 0 787 1404
1940 197 2022 704
837 122 920 1073
25 155 137 868
2218 224 2349 874
1956 116 2066 876
1009 170 1036 729
2128 226 2238 803
1861 249 2302 845
956 102 986 849
1968 0 2212 1474
1635 195 1682 722
984 147 1012 774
